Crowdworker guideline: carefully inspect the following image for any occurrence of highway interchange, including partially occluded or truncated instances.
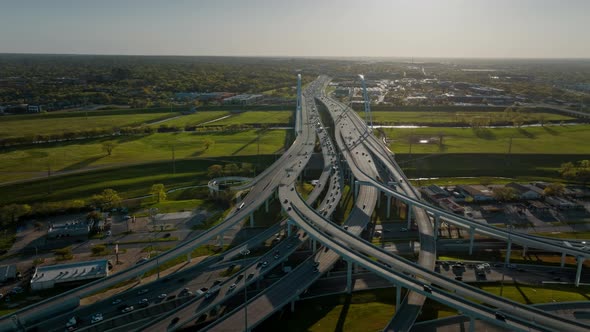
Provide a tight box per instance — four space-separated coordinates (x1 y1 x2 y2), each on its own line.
1 75 589 332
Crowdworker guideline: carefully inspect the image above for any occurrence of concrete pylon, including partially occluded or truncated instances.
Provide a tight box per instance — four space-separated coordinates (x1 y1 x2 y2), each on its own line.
561 252 566 267
576 256 585 287
386 194 391 218
468 227 475 255
346 260 353 293
505 238 512 265
249 214 254 228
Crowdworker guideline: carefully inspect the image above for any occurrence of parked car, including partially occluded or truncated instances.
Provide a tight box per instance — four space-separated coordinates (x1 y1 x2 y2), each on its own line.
121 306 134 313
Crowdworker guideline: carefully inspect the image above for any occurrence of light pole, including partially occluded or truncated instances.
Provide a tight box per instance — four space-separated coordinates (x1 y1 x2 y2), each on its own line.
244 284 249 332
149 208 160 279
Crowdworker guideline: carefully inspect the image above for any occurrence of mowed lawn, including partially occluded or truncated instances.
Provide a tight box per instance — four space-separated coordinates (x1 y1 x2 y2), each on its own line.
0 129 287 183
150 111 230 127
385 125 590 154
0 112 178 138
210 110 293 126
257 289 397 332
359 111 573 124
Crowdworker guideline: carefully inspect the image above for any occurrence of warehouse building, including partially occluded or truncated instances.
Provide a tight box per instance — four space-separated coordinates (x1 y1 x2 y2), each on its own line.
30 259 109 291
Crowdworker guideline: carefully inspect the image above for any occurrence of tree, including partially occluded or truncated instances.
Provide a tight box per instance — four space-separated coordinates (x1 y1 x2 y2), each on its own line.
240 163 255 175
544 183 565 196
53 246 73 260
0 204 31 226
223 163 240 176
203 138 214 150
91 244 107 255
492 187 518 201
86 211 103 222
92 189 122 210
150 184 167 203
208 164 223 178
102 141 117 156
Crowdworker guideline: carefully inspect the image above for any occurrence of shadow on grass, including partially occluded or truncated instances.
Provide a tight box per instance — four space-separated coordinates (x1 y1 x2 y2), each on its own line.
60 155 105 172
335 294 352 332
472 128 496 140
517 128 536 139
542 126 560 136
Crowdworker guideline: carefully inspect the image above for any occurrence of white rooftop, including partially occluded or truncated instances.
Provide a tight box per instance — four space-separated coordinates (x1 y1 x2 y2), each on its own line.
31 259 109 285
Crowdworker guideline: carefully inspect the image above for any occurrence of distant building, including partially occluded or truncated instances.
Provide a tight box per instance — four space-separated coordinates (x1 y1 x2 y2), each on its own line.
0 264 17 283
420 185 450 201
47 219 91 239
222 94 263 105
30 259 109 291
27 105 42 113
438 198 465 214
505 182 542 200
456 185 494 202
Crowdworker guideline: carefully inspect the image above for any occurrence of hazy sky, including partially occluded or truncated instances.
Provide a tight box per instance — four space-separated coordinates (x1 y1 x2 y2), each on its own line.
1 0 589 58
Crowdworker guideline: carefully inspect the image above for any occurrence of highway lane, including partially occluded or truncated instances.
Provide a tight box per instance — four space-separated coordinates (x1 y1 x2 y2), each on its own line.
0 77 324 332
285 187 590 332
136 77 336 331
318 86 436 331
286 203 547 332
39 221 288 331
201 80 358 332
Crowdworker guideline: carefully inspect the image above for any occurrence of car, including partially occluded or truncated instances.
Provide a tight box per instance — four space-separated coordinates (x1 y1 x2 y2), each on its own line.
423 285 433 293
261 261 268 268
400 227 407 232
455 276 463 281
112 299 122 305
138 289 149 295
212 280 221 286
138 298 149 307
274 254 279 259
121 306 134 313
106 230 112 237
158 293 167 299
313 267 319 272
91 313 103 324
228 283 237 291
236 274 244 281
136 257 149 265
343 225 349 230
495 312 506 321
246 273 255 280
163 233 171 238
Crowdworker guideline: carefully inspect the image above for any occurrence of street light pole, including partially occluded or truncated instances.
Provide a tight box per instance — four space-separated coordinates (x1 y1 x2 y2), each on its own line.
244 285 249 332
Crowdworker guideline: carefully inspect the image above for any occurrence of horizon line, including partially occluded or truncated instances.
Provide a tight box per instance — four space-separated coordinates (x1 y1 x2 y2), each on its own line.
1 52 590 61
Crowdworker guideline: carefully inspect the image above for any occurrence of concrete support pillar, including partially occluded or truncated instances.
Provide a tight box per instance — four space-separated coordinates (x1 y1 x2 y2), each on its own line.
522 246 527 257
350 173 354 187
218 232 224 247
265 199 269 213
347 260 353 293
469 227 475 255
386 195 391 219
312 239 317 252
353 263 359 274
434 215 440 241
505 238 512 265
469 317 476 332
287 221 292 237
377 192 381 208
561 252 567 267
249 213 254 228
576 256 585 287
354 181 359 200
396 286 401 310
406 205 413 229
186 252 191 263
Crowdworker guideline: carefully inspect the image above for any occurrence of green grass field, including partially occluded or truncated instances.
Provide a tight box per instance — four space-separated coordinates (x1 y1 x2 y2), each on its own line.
208 110 293 126
149 111 229 127
257 289 398 332
0 113 178 138
360 111 573 124
0 154 279 205
385 125 590 154
0 129 287 183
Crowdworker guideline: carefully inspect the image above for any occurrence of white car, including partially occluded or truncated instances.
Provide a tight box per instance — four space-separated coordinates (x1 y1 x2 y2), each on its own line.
91 314 103 324
121 306 134 313
158 293 167 299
